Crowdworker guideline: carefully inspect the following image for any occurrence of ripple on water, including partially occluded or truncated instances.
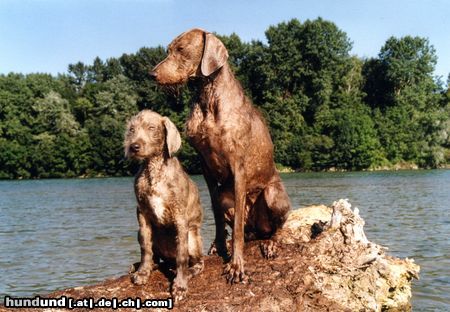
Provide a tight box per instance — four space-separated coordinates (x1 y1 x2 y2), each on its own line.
1 172 449 309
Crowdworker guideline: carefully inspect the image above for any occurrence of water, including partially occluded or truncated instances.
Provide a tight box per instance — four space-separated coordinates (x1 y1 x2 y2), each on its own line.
0 170 449 310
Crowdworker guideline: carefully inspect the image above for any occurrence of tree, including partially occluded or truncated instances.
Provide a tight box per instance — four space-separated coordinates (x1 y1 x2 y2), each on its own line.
30 91 91 177
364 36 444 167
84 75 138 175
379 36 437 98
328 106 381 170
1 19 448 179
0 74 35 178
33 91 80 135
262 18 353 124
120 47 172 111
68 61 88 91
240 18 361 170
442 80 450 163
87 57 107 83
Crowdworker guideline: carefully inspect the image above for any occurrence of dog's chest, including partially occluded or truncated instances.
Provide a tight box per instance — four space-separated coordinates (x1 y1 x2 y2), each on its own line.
186 105 233 182
136 177 170 225
186 103 206 142
186 104 223 149
147 193 166 222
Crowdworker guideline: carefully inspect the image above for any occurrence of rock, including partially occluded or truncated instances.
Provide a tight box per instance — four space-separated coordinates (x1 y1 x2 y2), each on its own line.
4 200 419 311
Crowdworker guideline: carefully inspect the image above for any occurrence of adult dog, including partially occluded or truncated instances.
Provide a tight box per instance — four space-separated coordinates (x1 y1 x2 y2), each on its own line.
150 29 291 283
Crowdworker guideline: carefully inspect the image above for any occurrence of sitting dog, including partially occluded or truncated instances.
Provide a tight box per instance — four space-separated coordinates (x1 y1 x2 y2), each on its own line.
124 109 204 301
149 29 292 283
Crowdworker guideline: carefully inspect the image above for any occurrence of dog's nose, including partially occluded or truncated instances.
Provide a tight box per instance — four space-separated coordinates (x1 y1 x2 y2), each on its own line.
130 143 140 153
149 70 157 79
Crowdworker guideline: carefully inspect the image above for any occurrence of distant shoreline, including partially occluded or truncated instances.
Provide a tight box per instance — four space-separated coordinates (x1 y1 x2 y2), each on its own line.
2 166 449 181
277 162 450 173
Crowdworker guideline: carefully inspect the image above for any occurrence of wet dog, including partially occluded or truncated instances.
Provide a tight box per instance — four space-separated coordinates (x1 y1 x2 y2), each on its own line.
124 109 204 300
150 29 291 283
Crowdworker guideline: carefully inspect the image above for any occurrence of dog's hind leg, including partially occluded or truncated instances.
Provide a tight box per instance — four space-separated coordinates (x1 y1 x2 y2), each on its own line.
188 225 204 277
266 178 291 226
257 177 291 259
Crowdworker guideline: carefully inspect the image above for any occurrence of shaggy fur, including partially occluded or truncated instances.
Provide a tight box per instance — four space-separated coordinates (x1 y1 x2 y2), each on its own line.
124 109 203 301
150 29 291 283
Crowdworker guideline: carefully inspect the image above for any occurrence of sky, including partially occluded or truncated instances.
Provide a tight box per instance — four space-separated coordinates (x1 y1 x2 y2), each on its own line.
1 0 449 81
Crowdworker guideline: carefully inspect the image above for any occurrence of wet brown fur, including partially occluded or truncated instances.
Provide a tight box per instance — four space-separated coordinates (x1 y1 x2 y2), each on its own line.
150 29 292 283
124 109 204 301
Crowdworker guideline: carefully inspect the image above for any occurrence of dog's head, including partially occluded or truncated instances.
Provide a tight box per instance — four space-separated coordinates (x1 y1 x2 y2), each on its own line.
150 28 229 85
124 110 181 160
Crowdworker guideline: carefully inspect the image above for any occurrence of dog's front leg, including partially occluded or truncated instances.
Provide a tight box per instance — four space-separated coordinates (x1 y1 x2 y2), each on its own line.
201 159 229 259
172 215 189 302
224 160 247 284
131 206 154 285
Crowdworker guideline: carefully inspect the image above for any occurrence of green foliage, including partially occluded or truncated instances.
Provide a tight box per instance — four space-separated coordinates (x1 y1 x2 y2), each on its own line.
364 36 445 168
327 106 382 170
379 36 437 97
0 18 448 179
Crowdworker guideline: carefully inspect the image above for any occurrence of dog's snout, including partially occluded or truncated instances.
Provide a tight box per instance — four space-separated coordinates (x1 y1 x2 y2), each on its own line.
130 143 141 153
149 70 157 79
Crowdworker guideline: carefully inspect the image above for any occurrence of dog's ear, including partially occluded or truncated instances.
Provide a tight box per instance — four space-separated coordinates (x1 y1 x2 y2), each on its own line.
201 32 229 77
162 117 181 157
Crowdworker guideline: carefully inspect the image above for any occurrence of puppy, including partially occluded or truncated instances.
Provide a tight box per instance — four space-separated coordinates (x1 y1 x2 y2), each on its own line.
124 109 204 301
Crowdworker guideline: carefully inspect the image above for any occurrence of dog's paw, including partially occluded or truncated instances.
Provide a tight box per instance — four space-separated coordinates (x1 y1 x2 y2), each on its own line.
208 240 226 255
131 270 150 285
207 242 218 255
128 262 140 274
208 241 231 261
223 257 248 284
129 261 158 274
260 240 278 259
188 260 204 277
172 277 188 302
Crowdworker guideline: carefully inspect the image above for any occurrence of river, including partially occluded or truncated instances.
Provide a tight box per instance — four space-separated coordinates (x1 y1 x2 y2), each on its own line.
0 170 449 310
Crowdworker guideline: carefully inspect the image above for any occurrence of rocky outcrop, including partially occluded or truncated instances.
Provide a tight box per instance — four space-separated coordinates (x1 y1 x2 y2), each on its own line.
6 200 419 311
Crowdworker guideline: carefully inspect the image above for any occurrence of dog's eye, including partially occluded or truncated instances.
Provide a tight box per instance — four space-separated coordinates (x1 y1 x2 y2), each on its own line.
177 47 184 52
148 125 156 131
129 127 135 133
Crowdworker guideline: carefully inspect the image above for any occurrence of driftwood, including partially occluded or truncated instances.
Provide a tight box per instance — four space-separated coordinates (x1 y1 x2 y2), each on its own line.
6 200 419 311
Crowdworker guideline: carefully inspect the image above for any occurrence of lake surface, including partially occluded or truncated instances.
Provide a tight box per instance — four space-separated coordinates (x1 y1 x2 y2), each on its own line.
0 170 449 310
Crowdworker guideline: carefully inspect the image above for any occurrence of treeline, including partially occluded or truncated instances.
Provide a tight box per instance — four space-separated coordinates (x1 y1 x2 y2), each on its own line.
1 18 449 179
